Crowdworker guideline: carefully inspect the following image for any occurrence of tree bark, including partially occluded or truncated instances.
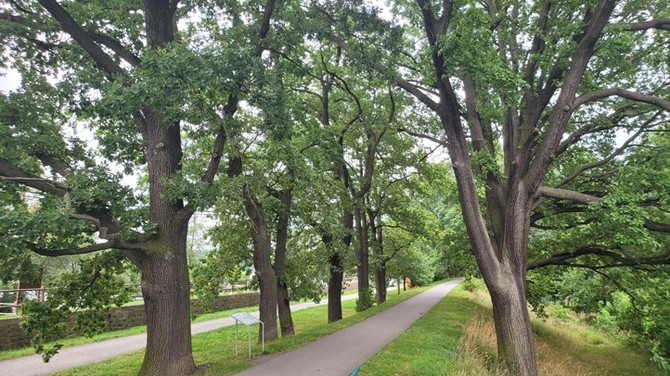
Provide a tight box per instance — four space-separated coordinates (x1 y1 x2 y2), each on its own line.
327 252 344 323
354 202 370 307
369 211 386 304
242 187 279 340
375 266 386 304
486 268 537 376
326 210 353 322
136 107 197 375
274 189 294 337
136 246 195 376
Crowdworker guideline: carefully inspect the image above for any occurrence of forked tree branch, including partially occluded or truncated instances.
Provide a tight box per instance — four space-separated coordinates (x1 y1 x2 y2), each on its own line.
395 78 441 113
0 158 69 196
90 33 141 67
37 0 126 77
183 0 277 218
554 116 657 188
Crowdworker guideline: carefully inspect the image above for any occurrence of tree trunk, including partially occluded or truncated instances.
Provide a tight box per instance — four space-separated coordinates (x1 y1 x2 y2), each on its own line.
486 268 537 375
354 204 370 309
137 249 196 376
137 107 196 375
276 281 293 336
459 171 538 375
369 212 385 304
274 189 294 337
326 211 353 322
375 266 386 304
256 262 278 341
242 187 278 340
327 253 344 323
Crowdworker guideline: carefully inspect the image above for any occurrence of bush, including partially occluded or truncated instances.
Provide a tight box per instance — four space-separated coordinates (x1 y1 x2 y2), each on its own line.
355 288 374 312
461 276 479 292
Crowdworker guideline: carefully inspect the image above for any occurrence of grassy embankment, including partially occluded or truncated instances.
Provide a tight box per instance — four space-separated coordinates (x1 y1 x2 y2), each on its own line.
360 285 658 376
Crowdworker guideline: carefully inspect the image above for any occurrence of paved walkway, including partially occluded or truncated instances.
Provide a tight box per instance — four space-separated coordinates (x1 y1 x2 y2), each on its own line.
0 294 359 376
236 279 461 376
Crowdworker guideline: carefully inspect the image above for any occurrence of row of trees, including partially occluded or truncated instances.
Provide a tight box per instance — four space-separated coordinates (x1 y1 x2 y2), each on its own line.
1 0 669 375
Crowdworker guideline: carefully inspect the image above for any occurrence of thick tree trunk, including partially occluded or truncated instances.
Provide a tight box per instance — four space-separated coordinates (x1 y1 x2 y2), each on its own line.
462 176 538 375
274 190 294 337
485 268 537 376
327 253 344 323
243 187 279 340
137 250 195 376
137 105 196 375
326 211 353 322
256 263 278 341
276 282 293 336
374 266 386 304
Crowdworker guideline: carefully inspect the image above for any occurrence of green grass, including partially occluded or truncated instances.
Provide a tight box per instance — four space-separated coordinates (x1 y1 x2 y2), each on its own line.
359 286 659 376
0 302 265 362
0 289 351 362
359 286 476 376
47 283 436 375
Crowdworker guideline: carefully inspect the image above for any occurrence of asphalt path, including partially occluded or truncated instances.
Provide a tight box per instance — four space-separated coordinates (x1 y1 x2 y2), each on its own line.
235 279 462 376
0 294 359 376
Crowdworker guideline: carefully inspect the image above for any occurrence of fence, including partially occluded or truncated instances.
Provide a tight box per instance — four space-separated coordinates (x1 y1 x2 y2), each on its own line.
0 288 46 315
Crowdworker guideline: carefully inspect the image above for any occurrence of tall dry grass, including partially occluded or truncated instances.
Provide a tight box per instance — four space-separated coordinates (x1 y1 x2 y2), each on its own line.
456 305 593 376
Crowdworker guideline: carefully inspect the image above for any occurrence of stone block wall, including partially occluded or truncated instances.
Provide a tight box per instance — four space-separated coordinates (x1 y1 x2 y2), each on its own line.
0 292 259 351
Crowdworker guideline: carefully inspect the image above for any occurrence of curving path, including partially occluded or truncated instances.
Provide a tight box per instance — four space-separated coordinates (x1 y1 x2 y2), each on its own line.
235 279 462 376
0 294 359 376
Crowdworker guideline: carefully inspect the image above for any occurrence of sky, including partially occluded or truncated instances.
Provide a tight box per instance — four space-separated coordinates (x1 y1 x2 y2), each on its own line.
0 68 20 94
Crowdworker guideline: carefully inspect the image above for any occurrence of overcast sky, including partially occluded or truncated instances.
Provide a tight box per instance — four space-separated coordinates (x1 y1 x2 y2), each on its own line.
0 68 20 94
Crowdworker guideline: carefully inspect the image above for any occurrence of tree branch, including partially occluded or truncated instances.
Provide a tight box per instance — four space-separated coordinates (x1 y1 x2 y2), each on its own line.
0 158 69 196
527 245 670 270
396 127 447 146
538 186 600 204
90 33 141 67
644 219 670 233
37 0 126 77
395 77 441 113
619 19 670 31
574 88 670 111
554 116 656 188
526 0 617 190
27 241 117 257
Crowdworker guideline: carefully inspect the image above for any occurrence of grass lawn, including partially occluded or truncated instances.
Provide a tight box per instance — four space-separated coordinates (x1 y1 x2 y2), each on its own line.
359 286 659 376
48 283 435 375
0 289 356 362
359 287 475 375
0 303 267 362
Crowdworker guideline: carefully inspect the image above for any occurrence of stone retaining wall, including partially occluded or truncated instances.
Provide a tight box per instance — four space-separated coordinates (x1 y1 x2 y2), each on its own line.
0 292 259 351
